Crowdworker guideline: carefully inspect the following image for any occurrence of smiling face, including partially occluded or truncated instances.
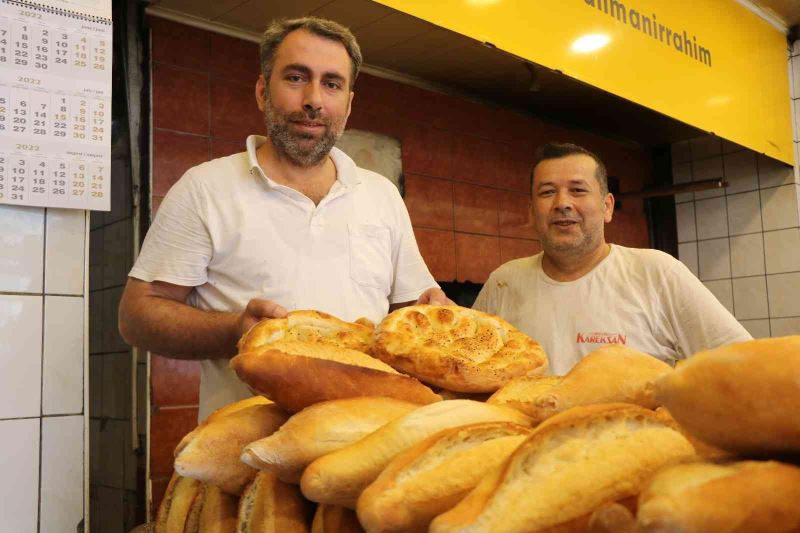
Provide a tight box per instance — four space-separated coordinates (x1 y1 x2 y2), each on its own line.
256 29 354 167
531 154 614 258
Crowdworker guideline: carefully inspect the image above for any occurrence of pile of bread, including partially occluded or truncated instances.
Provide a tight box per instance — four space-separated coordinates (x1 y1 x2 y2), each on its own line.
154 305 800 532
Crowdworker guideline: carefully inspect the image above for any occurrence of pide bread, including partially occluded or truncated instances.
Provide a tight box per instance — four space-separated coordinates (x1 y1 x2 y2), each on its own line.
311 505 365 533
174 399 288 495
300 400 532 508
230 341 441 412
488 344 672 423
357 421 532 532
241 397 417 484
372 305 548 392
236 471 312 533
429 404 695 533
654 336 800 454
183 484 238 533
238 310 373 354
155 473 203 533
637 460 800 532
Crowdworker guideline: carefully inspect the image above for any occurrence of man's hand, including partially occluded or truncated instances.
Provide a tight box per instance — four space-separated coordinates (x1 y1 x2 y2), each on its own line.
415 288 456 306
234 298 289 341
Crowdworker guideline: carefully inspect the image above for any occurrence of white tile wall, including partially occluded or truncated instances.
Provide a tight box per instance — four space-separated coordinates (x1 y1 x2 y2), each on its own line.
677 242 698 277
723 151 758 194
0 205 45 293
739 319 771 338
703 279 734 314
764 228 800 274
45 209 86 295
732 276 769 320
673 161 693 203
766 272 800 317
41 415 84 533
693 156 725 199
689 136 722 160
42 296 84 415
760 184 800 230
698 238 731 280
695 197 728 239
676 202 696 243
726 191 762 235
0 295 43 419
0 418 39 533
771 317 800 336
758 155 796 188
671 140 692 163
730 233 765 277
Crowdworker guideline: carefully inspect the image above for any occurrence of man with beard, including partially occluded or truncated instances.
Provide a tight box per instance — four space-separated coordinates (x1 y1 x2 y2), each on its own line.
473 142 750 374
119 17 449 420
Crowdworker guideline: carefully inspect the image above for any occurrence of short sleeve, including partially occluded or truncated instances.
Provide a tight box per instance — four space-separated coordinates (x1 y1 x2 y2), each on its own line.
472 273 497 313
128 173 212 286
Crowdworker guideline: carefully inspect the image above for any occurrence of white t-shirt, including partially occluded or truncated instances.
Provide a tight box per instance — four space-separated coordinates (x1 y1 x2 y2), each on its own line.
473 245 751 375
130 136 437 420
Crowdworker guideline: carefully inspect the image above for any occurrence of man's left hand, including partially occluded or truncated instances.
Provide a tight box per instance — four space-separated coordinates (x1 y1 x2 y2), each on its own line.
415 288 456 306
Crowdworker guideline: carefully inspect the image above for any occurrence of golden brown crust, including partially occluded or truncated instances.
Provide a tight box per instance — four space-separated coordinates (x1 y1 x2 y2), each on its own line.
155 473 203 533
637 460 800 532
173 402 288 495
197 485 238 533
654 336 800 454
237 472 312 533
430 404 696 533
230 343 441 413
373 305 548 392
489 345 672 424
238 311 373 354
311 506 364 533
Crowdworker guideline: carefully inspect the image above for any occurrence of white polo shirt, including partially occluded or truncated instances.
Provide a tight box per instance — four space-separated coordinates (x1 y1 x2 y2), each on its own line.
130 135 437 419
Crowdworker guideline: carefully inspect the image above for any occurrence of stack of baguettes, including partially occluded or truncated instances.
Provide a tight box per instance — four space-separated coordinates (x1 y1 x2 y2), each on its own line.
153 306 800 533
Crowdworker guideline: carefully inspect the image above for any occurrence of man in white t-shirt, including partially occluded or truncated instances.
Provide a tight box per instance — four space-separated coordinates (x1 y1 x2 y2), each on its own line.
473 142 751 375
119 17 450 420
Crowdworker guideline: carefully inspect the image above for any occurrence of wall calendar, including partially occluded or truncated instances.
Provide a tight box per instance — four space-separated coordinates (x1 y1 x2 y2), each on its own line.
0 0 111 210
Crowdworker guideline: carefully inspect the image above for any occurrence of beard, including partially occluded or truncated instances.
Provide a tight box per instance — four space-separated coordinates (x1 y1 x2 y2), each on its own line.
263 95 345 167
540 219 603 258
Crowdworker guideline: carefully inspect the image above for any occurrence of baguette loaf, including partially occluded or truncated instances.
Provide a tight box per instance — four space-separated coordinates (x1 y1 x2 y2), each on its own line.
241 397 417 484
654 336 800 453
488 344 672 423
155 473 202 533
637 460 800 532
236 471 312 533
357 421 532 532
430 404 695 533
183 484 238 533
311 505 365 533
174 399 288 495
300 400 532 508
230 341 441 412
238 311 373 354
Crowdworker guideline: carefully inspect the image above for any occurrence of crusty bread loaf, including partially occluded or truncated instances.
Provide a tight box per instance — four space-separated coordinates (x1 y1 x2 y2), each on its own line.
155 473 202 533
241 397 417 484
357 421 532 532
238 310 373 354
654 336 800 454
183 484 238 533
300 400 532 508
528 499 637 533
488 344 672 423
654 407 733 460
230 341 441 412
236 471 312 533
637 460 800 532
311 505 365 533
174 399 288 495
372 305 548 392
429 404 695 533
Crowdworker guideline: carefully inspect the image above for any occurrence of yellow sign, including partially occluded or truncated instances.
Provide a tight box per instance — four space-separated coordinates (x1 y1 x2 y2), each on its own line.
374 0 794 165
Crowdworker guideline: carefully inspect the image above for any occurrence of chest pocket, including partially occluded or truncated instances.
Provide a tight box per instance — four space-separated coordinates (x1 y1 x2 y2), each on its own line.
348 223 393 292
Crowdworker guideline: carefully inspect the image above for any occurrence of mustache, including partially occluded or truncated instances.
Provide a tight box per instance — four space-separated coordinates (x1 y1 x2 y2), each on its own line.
285 108 328 123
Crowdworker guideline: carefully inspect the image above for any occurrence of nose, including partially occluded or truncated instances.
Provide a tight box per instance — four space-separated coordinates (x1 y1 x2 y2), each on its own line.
302 82 323 117
553 189 573 212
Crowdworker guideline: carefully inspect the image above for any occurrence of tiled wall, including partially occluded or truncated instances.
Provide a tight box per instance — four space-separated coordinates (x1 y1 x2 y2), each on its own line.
145 17 656 512
0 205 87 532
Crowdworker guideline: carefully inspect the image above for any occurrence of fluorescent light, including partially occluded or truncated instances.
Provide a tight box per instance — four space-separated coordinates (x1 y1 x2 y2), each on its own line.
571 34 611 53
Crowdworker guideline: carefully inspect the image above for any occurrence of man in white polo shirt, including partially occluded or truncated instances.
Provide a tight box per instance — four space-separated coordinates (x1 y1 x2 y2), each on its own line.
119 17 448 420
473 142 751 375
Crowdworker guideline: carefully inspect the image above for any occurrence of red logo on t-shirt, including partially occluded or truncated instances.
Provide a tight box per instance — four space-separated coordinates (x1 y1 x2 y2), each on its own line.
576 332 627 345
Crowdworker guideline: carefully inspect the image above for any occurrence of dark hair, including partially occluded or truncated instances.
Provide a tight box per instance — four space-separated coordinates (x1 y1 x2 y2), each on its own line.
530 142 608 195
259 17 363 89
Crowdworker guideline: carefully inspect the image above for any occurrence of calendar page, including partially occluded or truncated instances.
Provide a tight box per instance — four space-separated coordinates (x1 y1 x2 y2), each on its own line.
0 0 111 210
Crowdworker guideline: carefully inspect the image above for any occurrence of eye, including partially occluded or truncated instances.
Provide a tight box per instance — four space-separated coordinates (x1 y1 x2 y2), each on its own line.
324 81 343 90
538 189 555 197
286 74 304 83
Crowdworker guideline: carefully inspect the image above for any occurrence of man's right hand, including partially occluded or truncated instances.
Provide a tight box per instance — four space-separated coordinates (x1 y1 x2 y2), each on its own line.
234 298 289 342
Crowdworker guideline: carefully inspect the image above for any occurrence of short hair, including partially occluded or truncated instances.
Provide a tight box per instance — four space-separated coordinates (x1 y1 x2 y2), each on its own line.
530 142 608 195
259 17 363 90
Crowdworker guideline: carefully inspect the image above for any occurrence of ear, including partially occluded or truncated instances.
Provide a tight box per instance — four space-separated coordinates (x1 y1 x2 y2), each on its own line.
603 193 615 223
345 90 354 122
255 74 267 112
